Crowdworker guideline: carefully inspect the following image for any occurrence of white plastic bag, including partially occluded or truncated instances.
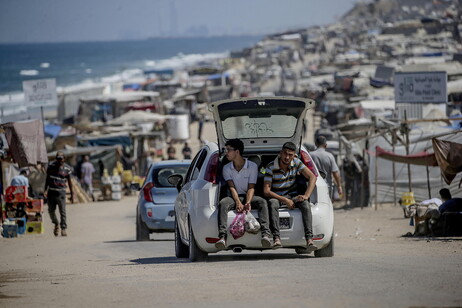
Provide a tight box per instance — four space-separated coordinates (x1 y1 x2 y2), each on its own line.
245 212 260 234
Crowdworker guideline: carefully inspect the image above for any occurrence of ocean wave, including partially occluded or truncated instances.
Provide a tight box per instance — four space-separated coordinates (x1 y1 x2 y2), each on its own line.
40 62 50 68
3 51 229 104
19 70 39 76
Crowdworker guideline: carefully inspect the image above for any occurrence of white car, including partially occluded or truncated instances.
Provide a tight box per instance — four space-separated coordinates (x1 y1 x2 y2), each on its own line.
171 97 334 261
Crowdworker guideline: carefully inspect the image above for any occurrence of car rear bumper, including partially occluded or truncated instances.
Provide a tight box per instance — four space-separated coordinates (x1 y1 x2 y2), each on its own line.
140 202 175 232
190 202 334 253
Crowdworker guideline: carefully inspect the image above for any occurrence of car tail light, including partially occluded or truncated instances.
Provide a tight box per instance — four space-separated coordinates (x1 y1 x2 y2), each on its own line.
204 152 219 184
300 150 318 177
206 237 220 243
143 182 154 202
147 208 153 217
312 234 325 241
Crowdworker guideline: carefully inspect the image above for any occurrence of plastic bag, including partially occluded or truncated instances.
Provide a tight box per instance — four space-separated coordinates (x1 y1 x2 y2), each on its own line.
245 212 260 234
229 212 246 239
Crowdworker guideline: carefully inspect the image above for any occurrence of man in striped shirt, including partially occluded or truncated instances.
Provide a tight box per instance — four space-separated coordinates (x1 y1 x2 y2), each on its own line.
263 142 317 249
45 151 74 237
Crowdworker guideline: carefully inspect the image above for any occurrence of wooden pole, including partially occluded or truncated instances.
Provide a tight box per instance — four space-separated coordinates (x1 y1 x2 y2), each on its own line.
375 146 378 211
392 131 397 206
360 148 365 210
426 165 431 199
404 110 412 192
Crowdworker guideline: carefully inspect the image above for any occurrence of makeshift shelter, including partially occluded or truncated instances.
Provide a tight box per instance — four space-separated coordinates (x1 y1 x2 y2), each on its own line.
369 127 462 204
108 110 166 126
432 131 462 187
0 119 48 167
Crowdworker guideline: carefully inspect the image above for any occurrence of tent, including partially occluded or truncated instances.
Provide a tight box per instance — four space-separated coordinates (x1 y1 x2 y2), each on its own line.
369 127 462 203
0 119 48 167
108 110 166 126
432 130 462 187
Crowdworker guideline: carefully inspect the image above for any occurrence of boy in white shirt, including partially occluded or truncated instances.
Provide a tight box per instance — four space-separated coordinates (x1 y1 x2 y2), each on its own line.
216 139 271 249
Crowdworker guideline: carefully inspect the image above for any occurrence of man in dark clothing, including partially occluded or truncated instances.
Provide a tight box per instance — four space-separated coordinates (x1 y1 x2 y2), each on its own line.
45 151 74 237
182 142 192 159
439 188 462 214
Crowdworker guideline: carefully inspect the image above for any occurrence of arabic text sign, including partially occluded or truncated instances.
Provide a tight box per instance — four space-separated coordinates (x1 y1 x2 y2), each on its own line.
23 78 58 107
394 71 447 103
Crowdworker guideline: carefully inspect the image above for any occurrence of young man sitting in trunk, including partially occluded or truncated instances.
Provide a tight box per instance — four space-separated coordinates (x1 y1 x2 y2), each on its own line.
263 142 317 250
215 139 272 250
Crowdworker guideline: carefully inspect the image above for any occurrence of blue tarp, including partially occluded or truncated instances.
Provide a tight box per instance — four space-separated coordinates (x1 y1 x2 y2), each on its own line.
144 69 174 76
79 134 131 148
44 124 62 139
207 72 230 80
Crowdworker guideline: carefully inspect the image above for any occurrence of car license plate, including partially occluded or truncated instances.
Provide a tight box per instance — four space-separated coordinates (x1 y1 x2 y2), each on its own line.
280 217 290 229
165 215 175 222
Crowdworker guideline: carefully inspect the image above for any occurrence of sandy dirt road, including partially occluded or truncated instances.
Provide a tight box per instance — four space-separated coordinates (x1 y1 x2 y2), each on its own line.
1 195 461 308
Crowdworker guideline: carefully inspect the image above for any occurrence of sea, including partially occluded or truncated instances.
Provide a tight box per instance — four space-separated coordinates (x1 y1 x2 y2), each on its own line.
0 35 262 101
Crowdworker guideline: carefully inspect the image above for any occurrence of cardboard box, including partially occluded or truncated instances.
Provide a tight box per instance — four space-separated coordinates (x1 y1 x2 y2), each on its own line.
5 186 28 203
26 212 43 222
5 202 26 219
6 217 27 234
26 199 44 213
26 222 44 234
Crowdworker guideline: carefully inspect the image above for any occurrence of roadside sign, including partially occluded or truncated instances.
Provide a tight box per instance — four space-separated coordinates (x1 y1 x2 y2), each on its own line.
394 71 447 104
22 78 58 107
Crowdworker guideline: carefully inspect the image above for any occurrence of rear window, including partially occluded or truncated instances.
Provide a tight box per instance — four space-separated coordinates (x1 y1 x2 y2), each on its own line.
217 99 304 139
152 165 189 187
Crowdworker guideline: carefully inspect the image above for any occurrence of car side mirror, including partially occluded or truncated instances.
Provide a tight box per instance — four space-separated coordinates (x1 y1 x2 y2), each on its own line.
130 183 141 191
168 174 183 192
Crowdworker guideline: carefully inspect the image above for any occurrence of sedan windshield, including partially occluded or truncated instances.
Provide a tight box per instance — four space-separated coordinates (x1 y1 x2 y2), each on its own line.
153 166 189 187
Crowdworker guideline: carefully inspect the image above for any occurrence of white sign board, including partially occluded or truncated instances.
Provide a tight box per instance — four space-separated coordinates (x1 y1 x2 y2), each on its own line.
394 71 447 104
22 78 58 107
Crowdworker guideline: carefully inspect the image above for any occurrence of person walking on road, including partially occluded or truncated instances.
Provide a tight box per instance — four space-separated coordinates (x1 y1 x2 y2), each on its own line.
45 151 74 237
81 155 95 201
215 139 272 250
263 142 317 250
309 135 343 199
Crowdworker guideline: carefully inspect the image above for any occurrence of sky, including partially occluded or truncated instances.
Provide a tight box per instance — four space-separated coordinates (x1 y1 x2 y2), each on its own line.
0 0 357 43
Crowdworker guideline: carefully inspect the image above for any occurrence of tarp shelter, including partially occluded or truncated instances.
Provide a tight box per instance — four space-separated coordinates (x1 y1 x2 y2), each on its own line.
108 110 166 126
79 133 132 149
375 146 438 166
432 130 462 187
369 127 462 203
44 124 62 140
0 119 48 167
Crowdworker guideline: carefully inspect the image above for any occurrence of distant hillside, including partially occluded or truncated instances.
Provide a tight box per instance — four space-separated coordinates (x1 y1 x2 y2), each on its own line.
341 0 454 23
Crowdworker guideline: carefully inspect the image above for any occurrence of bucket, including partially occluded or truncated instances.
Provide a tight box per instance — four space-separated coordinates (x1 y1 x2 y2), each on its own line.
401 192 415 206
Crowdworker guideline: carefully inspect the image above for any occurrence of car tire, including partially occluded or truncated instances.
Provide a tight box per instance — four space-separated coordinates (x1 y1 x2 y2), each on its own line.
175 221 189 258
188 219 208 262
136 211 150 241
314 234 334 258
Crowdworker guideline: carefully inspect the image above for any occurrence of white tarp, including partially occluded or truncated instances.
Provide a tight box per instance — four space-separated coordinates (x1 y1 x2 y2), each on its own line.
108 110 166 125
368 127 462 204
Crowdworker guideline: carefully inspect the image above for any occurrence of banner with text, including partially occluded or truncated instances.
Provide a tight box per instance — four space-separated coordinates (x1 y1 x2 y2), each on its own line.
394 71 447 104
23 78 58 107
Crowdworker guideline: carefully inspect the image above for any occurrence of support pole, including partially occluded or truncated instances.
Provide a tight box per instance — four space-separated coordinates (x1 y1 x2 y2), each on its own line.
404 110 412 192
392 131 397 206
375 146 378 211
426 165 431 199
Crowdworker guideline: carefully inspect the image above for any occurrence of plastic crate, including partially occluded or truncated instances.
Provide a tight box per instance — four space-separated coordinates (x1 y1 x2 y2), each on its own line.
2 224 18 238
26 222 44 234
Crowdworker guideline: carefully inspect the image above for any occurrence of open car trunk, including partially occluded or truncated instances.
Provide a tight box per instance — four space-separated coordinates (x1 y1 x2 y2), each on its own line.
208 97 314 154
